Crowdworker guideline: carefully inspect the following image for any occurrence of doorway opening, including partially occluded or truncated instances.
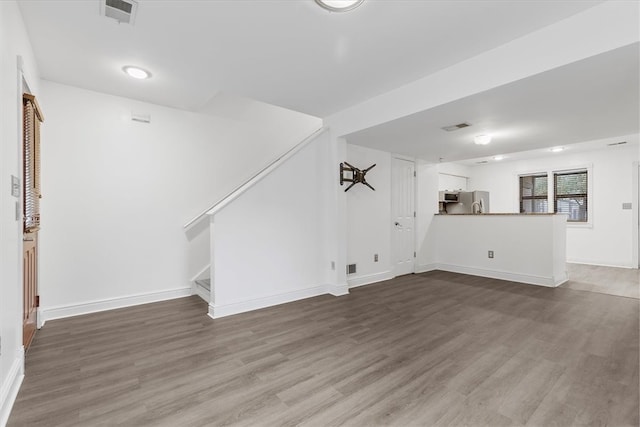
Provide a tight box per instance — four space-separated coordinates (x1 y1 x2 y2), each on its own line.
22 92 44 350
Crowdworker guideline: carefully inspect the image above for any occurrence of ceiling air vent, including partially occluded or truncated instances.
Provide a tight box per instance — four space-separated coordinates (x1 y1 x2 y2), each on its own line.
607 141 627 146
101 0 138 25
442 122 471 132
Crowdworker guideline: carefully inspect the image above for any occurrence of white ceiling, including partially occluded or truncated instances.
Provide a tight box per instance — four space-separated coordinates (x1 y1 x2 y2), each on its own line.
345 43 640 163
17 0 604 117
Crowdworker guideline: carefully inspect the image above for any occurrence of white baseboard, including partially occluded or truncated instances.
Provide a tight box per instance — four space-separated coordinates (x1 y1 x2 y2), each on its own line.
415 263 438 274
327 283 349 296
42 287 192 322
567 259 636 269
208 285 329 319
194 282 210 303
1 348 24 427
435 263 565 287
348 271 394 288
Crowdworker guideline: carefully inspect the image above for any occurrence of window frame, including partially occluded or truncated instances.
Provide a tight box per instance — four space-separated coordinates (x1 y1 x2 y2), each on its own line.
553 169 588 223
552 167 592 227
518 173 549 214
515 164 593 228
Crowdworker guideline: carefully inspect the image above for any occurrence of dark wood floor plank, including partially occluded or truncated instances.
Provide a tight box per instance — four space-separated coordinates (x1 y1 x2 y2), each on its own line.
8 270 639 426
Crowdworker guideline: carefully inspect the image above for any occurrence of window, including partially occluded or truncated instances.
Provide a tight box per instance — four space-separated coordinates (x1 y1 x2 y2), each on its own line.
554 170 588 222
519 174 548 213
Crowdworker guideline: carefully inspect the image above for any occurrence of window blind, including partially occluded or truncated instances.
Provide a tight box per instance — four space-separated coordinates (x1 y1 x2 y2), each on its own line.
554 170 587 222
519 174 548 213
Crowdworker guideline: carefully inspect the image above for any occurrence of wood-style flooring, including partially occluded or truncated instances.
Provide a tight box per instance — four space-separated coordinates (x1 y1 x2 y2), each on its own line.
563 263 639 299
8 271 640 426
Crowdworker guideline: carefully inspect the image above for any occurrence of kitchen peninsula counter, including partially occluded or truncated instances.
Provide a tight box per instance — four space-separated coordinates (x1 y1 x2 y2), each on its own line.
436 213 558 215
429 213 567 287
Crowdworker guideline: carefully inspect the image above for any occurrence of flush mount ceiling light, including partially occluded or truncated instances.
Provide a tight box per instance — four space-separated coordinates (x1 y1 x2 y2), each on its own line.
550 147 564 152
123 66 151 79
474 134 492 145
315 0 365 12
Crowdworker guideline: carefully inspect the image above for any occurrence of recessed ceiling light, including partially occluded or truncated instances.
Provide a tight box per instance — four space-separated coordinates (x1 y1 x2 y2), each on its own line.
123 66 151 79
493 155 505 161
474 134 492 145
315 0 364 12
550 147 564 152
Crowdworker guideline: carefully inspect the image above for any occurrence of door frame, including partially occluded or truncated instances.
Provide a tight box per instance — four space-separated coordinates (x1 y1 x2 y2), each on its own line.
390 154 417 276
18 58 43 333
633 161 639 269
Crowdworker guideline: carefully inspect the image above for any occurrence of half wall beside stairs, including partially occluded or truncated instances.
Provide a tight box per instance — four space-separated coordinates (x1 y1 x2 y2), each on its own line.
185 128 350 319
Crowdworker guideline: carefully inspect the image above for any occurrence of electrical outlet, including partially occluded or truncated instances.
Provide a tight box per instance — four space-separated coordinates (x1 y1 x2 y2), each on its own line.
374 253 378 262
488 250 494 259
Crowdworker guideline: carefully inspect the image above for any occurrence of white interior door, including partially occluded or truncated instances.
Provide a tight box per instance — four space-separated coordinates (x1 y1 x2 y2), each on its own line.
392 157 415 276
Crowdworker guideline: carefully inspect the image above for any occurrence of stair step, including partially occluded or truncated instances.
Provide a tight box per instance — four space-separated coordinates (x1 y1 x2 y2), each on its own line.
195 279 211 291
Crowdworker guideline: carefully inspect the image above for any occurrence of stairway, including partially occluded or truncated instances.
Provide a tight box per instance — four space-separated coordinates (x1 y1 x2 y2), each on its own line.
194 279 210 302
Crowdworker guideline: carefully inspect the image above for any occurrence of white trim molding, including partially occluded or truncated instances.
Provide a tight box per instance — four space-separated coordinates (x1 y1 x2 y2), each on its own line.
415 264 438 274
435 263 567 287
208 285 331 319
327 283 349 296
348 270 394 288
632 161 639 269
0 347 24 427
41 287 192 322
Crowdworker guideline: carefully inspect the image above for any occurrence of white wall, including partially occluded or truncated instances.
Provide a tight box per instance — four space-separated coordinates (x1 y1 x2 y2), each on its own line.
346 145 393 287
416 161 440 270
0 1 40 425
344 145 443 285
38 81 321 320
211 131 332 317
468 140 640 268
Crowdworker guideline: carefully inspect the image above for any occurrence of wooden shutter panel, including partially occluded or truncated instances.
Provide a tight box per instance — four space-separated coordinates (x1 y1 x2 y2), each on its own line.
23 93 44 232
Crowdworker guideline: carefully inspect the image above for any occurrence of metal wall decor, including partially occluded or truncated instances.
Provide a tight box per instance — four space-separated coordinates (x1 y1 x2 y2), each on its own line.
340 162 376 192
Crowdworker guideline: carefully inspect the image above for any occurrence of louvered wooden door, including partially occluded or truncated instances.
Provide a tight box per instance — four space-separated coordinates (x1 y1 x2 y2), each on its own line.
23 94 43 350
23 233 37 348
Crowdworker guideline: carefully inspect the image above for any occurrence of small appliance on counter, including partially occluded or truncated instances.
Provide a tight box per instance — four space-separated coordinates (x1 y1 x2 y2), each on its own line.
441 190 490 214
438 190 460 203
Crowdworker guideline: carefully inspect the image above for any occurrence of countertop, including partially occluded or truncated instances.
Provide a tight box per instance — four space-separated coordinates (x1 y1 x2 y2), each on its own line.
435 213 561 216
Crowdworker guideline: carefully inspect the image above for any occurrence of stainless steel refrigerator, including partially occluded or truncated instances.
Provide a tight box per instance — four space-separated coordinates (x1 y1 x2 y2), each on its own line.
446 191 490 214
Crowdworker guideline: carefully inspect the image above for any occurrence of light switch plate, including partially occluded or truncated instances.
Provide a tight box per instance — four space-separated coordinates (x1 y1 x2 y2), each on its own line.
11 175 20 198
